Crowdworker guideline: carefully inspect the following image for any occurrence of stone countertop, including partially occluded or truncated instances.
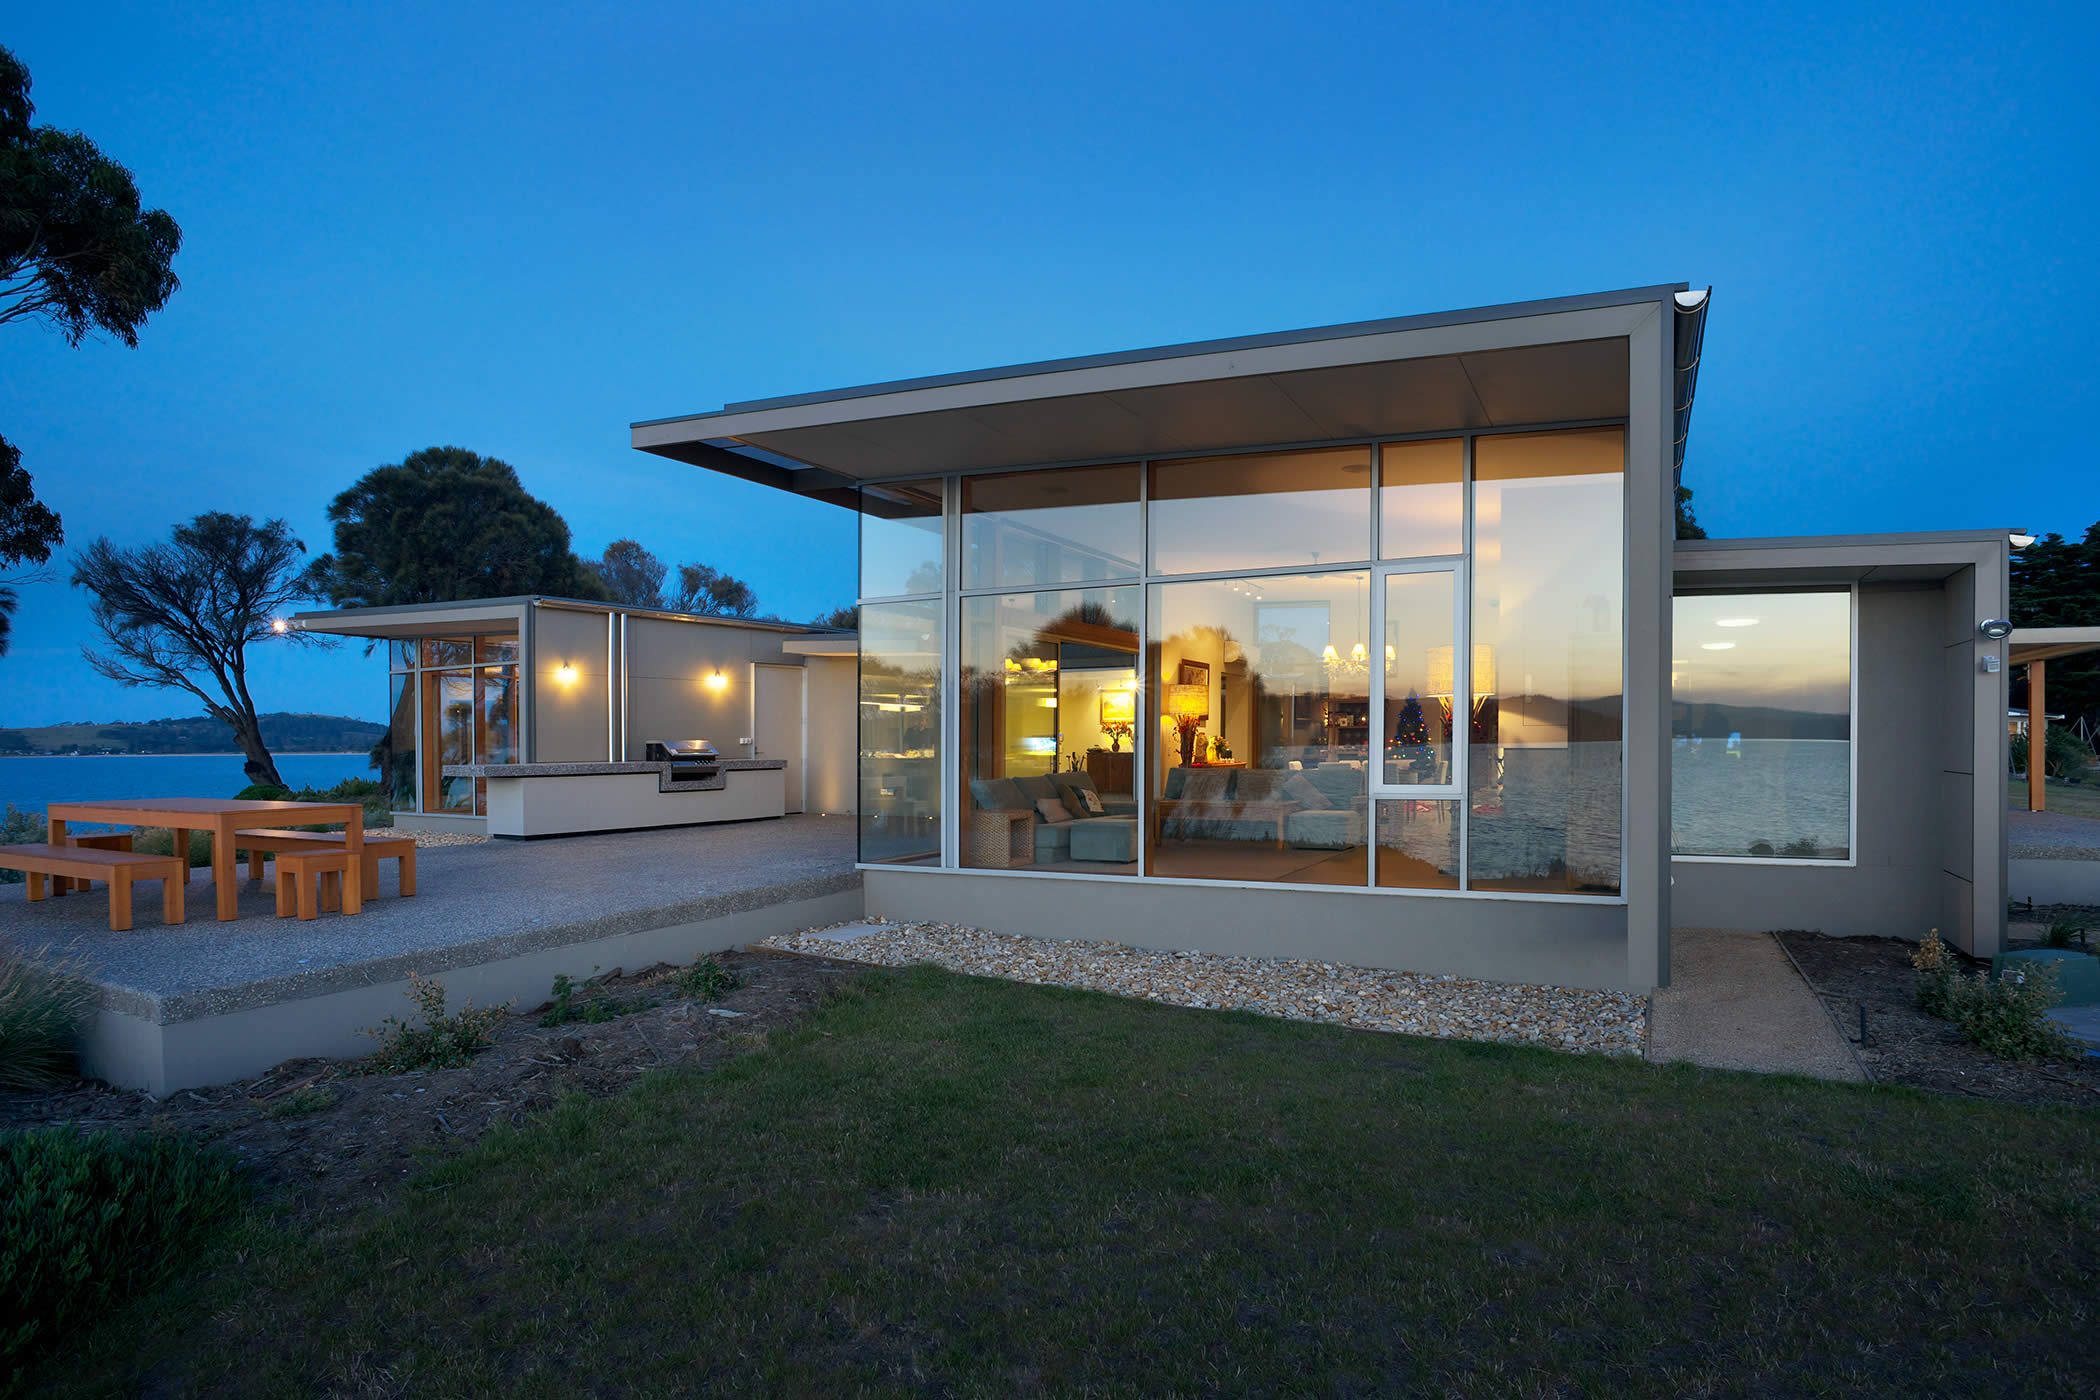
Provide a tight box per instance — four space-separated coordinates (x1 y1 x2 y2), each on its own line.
441 759 786 779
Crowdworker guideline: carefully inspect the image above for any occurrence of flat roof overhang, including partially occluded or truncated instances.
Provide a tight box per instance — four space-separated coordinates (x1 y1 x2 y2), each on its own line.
634 284 1708 500
288 596 823 642
1673 530 2018 588
2008 627 2100 666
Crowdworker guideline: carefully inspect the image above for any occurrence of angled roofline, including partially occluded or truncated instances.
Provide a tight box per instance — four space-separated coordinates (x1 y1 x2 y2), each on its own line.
289 595 829 635
632 283 1691 431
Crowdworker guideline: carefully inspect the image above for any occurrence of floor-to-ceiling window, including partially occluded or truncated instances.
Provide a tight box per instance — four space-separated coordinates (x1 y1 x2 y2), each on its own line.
850 423 1626 902
385 635 520 818
859 480 945 864
1672 589 1854 861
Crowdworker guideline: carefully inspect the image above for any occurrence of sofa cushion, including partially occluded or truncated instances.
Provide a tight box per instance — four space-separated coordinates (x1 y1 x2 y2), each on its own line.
1035 796 1073 825
969 777 1026 812
1014 774 1057 803
1286 808 1361 850
1049 771 1098 814
1180 768 1231 802
1283 773 1332 810
1235 770 1288 802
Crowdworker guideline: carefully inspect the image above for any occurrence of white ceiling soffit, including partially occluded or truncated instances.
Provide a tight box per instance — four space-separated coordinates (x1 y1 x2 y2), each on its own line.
712 338 1629 479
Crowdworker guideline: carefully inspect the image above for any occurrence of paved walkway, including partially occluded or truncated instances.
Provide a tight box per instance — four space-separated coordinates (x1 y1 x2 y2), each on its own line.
1648 928 1867 1081
2009 808 2100 860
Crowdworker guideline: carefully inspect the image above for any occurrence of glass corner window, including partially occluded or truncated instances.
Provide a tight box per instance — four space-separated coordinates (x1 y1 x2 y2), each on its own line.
962 464 1140 589
859 599 942 865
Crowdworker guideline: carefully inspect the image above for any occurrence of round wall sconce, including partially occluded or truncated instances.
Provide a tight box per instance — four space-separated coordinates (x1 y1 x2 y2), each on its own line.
556 662 579 685
705 669 728 692
1978 619 2013 641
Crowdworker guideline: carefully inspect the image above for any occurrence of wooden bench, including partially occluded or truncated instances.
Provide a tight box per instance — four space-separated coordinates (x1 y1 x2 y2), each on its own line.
0 843 185 931
236 829 415 898
54 831 133 894
271 848 353 921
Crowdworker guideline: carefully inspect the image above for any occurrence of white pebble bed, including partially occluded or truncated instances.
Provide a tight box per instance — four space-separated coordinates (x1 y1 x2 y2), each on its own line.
404 830 489 849
761 921 1647 1056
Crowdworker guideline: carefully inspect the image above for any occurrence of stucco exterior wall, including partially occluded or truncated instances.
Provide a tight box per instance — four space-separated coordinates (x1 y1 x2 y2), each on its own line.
802 654 859 815
531 607 614 762
622 614 792 760
1671 584 1945 940
865 868 1635 990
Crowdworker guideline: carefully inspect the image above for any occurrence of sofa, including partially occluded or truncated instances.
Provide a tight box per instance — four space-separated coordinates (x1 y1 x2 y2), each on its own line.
969 770 1137 864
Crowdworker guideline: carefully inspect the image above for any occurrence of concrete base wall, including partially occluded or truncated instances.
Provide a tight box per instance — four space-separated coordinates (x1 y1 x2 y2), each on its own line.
2009 859 2100 907
390 811 488 835
81 887 862 1096
485 767 785 837
864 868 1636 989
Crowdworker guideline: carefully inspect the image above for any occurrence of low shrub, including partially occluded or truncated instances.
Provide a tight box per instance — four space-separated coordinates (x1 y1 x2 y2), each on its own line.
130 828 215 869
1911 928 1957 1019
0 804 41 883
0 947 98 1090
231 783 295 802
675 956 743 1001
539 972 653 1028
0 1125 245 1385
356 974 508 1074
264 1085 338 1118
1943 963 2077 1062
2042 918 2090 950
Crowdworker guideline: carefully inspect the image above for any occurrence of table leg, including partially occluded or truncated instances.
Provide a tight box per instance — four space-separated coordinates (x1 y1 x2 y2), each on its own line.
169 828 189 884
213 821 238 921
46 815 68 897
342 808 364 915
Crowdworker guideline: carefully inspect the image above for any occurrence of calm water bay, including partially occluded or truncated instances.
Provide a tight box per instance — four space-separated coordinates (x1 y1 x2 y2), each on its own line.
1671 737 1851 859
0 753 375 821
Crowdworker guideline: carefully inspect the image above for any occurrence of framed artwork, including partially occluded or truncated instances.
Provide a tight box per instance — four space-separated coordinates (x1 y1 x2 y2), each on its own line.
1176 659 1210 689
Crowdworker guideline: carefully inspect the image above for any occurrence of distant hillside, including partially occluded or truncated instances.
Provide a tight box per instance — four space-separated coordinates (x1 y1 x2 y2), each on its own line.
0 713 386 757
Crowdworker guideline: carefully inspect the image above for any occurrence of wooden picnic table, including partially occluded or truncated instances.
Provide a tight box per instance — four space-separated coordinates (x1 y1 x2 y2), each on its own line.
46 797 366 923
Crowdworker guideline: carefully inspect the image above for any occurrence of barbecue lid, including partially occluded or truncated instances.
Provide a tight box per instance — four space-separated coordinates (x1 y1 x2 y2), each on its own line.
646 739 720 759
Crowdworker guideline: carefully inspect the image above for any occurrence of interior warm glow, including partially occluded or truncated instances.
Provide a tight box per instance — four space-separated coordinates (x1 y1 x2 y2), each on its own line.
1715 618 1760 628
1166 683 1209 719
1098 689 1136 724
1700 642 1736 651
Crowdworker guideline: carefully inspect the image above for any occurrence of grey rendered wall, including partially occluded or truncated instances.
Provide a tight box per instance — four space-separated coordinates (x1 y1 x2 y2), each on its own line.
622 615 794 760
1940 563 2008 956
866 869 1634 990
531 607 613 761
1672 584 1950 941
802 654 859 815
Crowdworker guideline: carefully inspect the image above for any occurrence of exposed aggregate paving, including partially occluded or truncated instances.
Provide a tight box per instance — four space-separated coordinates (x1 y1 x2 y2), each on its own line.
761 920 1648 1055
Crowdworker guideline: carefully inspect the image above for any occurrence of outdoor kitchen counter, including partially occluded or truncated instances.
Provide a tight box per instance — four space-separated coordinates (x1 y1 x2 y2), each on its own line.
442 760 789 837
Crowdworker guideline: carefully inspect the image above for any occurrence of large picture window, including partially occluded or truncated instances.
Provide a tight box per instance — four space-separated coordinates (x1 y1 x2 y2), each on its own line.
387 635 519 817
1672 590 1853 861
859 600 942 865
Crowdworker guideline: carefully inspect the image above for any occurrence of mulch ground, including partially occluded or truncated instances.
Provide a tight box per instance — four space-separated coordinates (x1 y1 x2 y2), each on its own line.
1776 930 2100 1109
0 949 866 1219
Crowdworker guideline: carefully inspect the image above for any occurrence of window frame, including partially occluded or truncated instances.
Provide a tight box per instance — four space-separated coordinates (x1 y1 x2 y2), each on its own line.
1668 583 1860 869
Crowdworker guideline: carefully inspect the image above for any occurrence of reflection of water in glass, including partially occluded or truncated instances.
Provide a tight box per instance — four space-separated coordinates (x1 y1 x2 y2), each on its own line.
1672 738 1850 858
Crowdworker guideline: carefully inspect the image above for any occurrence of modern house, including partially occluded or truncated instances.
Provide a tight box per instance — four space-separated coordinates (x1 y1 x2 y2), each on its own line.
289 596 857 837
632 284 2021 992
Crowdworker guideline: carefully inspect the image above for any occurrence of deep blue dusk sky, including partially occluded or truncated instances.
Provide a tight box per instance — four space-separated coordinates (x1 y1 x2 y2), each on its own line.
2 2 2094 728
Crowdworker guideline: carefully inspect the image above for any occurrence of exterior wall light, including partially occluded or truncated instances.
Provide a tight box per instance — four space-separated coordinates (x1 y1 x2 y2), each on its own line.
706 669 728 692
270 618 289 634
2009 534 2035 549
556 662 579 685
1978 619 2013 640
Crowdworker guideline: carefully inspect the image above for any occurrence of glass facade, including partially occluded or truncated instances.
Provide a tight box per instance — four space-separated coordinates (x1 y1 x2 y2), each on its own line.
858 599 942 864
854 423 1628 900
1149 572 1371 884
960 587 1140 872
1672 590 1852 860
1468 428 1624 895
386 635 520 817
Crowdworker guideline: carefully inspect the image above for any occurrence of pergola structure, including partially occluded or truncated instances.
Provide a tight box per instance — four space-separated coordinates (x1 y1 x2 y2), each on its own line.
2009 627 2100 812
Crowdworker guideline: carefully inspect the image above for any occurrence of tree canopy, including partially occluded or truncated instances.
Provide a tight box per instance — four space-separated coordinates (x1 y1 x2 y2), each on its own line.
1 45 182 347
1674 484 1707 541
306 447 607 607
2010 521 2100 739
672 562 757 618
589 539 668 608
1 44 180 655
72 513 329 789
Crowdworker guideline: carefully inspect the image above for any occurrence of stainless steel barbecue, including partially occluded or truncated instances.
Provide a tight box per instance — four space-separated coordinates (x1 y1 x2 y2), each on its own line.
644 739 721 781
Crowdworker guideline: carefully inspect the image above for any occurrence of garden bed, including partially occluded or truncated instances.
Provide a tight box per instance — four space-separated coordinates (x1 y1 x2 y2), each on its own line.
0 949 863 1218
1776 930 2100 1108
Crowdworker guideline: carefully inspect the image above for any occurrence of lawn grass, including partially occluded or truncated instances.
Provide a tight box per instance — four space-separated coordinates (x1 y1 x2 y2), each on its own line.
39 967 2100 1397
2010 774 2100 823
